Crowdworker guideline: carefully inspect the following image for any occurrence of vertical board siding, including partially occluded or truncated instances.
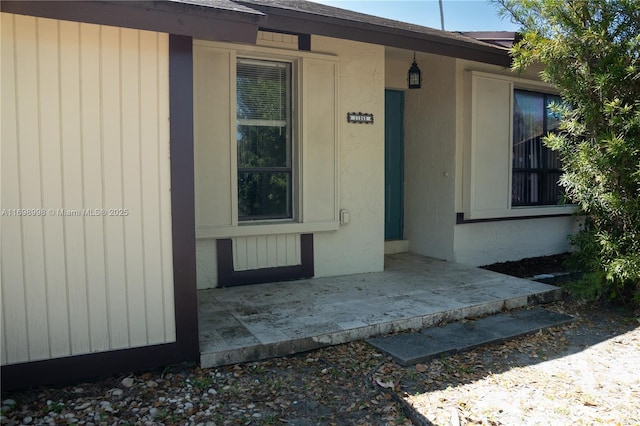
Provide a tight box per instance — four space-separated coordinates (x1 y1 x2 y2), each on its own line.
158 32 175 342
1 14 29 365
256 31 299 50
232 235 301 271
0 13 175 365
121 27 147 347
14 14 51 362
80 22 110 352
38 18 73 359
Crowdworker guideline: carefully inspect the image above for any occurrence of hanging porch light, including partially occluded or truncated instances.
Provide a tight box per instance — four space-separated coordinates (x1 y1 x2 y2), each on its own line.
407 52 422 89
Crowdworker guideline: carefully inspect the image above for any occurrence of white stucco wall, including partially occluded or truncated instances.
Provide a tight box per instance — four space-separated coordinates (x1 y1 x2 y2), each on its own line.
454 216 578 266
453 58 576 265
385 51 457 261
383 51 575 266
312 36 386 278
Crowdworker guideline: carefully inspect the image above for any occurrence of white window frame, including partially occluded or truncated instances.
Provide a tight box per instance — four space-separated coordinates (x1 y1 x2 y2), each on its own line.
464 71 576 220
235 57 298 223
193 40 340 238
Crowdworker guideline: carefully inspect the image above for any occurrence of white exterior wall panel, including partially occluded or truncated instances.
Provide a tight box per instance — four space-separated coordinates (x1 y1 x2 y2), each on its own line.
233 235 301 271
0 13 175 365
454 217 578 266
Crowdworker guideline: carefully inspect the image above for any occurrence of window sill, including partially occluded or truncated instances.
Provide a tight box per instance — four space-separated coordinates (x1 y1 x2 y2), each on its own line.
196 221 340 239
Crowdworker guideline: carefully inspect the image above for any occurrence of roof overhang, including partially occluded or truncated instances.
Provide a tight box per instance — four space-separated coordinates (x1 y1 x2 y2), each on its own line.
1 0 512 67
0 1 263 44
235 0 511 67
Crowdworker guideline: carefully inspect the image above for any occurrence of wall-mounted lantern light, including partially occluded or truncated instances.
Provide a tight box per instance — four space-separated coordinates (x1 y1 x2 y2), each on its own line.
407 52 422 89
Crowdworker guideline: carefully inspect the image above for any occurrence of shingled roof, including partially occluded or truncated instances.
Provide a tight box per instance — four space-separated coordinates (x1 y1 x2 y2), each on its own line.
2 0 512 66
231 0 511 65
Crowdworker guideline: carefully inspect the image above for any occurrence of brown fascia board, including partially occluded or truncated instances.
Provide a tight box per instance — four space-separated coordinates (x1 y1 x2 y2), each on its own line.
0 1 263 44
235 1 511 67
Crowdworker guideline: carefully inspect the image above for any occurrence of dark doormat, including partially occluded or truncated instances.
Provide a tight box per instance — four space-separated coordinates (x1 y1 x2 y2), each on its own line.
366 307 573 366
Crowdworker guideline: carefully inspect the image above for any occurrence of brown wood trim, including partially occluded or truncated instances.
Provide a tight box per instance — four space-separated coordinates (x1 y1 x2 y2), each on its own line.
0 34 200 392
169 34 199 362
0 1 261 44
298 34 311 51
300 233 314 277
216 238 235 286
456 212 574 224
1 343 185 390
217 234 314 287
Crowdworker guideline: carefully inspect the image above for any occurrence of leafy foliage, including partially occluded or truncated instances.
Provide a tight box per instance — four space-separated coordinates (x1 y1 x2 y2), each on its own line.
496 0 640 306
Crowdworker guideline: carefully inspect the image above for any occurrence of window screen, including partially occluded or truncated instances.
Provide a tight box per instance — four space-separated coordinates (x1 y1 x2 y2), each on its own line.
236 59 292 220
512 90 564 206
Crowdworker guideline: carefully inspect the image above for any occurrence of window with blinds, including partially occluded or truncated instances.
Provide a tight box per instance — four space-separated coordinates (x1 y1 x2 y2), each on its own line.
512 90 564 206
236 58 293 220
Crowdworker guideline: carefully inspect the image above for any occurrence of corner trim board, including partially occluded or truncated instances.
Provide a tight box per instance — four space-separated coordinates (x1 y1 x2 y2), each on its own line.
168 34 200 361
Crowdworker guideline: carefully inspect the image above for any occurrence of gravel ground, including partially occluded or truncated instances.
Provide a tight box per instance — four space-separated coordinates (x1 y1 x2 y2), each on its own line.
1 343 411 425
2 300 637 426
382 300 640 426
2 254 639 426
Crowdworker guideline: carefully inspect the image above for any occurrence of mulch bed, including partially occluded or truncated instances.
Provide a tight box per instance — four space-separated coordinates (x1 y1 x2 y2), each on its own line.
480 253 571 278
2 254 638 425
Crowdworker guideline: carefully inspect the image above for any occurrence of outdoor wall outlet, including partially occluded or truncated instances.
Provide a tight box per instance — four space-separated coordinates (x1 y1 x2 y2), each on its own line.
340 209 350 225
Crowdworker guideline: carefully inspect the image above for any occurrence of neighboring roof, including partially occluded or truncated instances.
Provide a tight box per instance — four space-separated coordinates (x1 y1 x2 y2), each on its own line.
460 31 521 49
1 0 511 66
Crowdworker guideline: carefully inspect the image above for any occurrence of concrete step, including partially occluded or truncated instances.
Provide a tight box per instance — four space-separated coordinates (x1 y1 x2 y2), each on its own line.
384 240 410 254
366 307 573 366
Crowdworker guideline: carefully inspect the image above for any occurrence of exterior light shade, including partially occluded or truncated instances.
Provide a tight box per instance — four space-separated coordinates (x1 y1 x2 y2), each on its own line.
407 52 422 89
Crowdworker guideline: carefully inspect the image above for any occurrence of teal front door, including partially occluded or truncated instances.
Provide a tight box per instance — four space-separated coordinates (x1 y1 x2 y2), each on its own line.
385 89 404 240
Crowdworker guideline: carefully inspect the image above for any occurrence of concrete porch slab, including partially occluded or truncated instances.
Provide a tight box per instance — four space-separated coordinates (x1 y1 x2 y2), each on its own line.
198 253 563 368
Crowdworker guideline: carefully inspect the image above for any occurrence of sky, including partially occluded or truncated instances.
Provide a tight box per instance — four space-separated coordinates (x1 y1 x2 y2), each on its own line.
309 0 520 32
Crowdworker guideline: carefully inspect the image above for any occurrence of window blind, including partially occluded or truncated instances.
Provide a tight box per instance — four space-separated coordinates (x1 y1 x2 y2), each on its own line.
237 59 289 123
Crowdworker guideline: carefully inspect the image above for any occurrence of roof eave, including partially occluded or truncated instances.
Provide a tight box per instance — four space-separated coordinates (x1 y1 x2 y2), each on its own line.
0 0 263 44
237 2 511 67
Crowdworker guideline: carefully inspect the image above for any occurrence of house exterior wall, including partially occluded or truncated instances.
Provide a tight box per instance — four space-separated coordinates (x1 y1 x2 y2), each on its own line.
453 59 576 265
311 36 385 278
194 35 385 288
384 51 575 266
385 52 457 261
453 216 575 266
1 13 175 365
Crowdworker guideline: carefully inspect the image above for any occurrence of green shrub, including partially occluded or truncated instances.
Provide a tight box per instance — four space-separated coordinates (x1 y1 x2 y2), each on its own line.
497 0 640 307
